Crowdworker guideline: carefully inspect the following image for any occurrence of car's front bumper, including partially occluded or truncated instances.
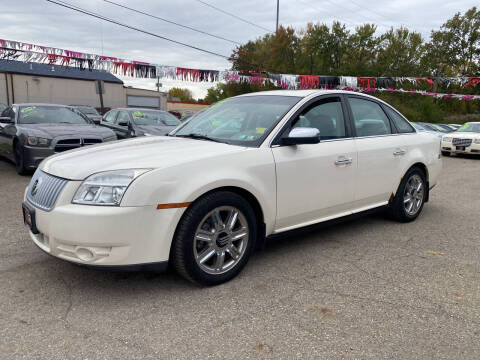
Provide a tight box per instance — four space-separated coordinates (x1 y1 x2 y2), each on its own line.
22 146 55 169
24 182 186 267
441 141 480 154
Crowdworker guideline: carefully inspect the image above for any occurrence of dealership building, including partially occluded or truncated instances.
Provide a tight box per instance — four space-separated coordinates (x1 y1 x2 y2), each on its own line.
0 59 167 111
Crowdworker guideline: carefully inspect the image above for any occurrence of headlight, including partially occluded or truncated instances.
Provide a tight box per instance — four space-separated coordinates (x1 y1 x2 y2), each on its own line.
72 169 151 206
474 139 480 144
143 133 153 136
442 137 452 142
25 136 50 147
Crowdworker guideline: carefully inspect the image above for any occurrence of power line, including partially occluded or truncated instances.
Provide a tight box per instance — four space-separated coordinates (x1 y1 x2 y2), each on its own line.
102 0 242 45
45 0 230 59
192 0 274 33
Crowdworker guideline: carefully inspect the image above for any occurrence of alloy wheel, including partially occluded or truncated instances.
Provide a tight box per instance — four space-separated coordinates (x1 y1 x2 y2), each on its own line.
193 206 249 275
403 174 424 216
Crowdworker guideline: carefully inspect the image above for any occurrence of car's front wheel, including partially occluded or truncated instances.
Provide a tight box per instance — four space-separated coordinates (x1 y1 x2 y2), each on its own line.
14 142 27 175
389 167 427 222
172 191 257 286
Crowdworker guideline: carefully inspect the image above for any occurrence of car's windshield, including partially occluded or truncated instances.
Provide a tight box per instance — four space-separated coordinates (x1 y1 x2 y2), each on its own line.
131 110 181 126
456 123 480 133
172 95 301 146
77 106 99 115
18 106 89 124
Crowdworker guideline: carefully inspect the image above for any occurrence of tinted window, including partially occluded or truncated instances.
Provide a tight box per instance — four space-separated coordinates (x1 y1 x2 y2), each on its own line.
292 97 346 140
384 106 414 133
116 111 130 126
103 110 117 124
349 97 392 137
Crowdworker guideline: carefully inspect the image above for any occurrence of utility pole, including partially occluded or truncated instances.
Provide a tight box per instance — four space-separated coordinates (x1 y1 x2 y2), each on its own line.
276 0 279 32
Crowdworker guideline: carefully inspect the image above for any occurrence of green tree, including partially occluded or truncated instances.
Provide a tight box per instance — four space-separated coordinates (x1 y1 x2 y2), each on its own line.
168 87 194 102
343 24 379 76
376 27 424 76
423 6 480 76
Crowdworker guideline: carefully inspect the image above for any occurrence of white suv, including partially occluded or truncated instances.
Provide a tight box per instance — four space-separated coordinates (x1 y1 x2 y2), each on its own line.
23 90 442 285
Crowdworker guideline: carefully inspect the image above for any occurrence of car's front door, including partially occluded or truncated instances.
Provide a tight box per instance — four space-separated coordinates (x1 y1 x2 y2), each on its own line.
0 106 17 160
114 111 132 139
272 95 357 232
100 110 118 133
346 96 411 209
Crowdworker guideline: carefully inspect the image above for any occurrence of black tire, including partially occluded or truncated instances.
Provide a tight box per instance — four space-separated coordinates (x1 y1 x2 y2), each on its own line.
389 167 427 223
14 142 28 175
441 151 450 156
172 191 257 286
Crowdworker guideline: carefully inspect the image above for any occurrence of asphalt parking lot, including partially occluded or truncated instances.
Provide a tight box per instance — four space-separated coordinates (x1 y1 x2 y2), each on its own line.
1 156 479 359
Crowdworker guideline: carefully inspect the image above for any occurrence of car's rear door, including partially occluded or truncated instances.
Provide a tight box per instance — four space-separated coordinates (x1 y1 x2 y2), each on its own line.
271 95 357 232
346 96 413 210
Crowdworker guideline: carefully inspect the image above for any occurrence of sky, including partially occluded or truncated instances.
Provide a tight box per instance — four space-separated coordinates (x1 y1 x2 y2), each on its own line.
0 0 478 98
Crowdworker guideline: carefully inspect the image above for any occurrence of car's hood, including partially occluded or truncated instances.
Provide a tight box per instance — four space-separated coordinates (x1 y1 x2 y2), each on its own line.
136 124 175 136
448 132 480 139
40 136 247 180
18 123 114 138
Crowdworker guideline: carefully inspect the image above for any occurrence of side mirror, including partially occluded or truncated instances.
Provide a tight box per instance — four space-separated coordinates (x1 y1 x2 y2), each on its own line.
0 116 13 124
282 127 320 145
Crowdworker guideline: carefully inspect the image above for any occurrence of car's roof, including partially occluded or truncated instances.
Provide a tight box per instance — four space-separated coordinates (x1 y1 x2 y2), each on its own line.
237 89 382 102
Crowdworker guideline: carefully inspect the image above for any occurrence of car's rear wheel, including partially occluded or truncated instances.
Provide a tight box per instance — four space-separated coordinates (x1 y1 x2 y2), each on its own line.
389 167 426 222
441 151 450 156
172 191 257 286
14 142 27 175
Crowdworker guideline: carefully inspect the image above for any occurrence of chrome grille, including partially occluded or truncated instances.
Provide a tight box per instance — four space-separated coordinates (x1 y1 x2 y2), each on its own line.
452 138 472 147
54 138 103 152
26 170 68 211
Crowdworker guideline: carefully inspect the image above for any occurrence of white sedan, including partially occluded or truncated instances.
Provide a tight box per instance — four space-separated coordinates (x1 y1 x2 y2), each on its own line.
441 122 480 156
22 90 442 285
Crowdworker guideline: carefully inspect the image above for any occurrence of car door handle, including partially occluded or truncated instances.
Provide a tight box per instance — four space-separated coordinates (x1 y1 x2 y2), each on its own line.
393 149 407 156
335 157 353 165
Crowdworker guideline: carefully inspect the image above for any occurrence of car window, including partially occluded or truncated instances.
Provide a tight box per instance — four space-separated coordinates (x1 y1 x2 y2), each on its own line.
384 106 415 133
349 97 392 137
131 110 181 126
292 97 346 140
116 111 130 126
103 110 117 124
173 95 301 147
17 106 87 124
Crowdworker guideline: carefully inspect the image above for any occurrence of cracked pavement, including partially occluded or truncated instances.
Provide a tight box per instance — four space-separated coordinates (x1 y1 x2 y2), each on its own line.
1 155 479 359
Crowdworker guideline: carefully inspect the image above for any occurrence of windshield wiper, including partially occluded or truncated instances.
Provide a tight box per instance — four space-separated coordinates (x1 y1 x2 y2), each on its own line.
174 133 224 143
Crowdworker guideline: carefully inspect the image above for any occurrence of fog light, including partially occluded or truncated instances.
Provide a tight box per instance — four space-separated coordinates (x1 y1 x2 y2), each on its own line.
76 247 94 261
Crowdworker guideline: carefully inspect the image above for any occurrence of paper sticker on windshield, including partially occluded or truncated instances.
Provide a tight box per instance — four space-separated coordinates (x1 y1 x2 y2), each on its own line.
20 107 37 117
21 106 36 114
133 111 144 118
459 124 469 130
256 127 267 134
